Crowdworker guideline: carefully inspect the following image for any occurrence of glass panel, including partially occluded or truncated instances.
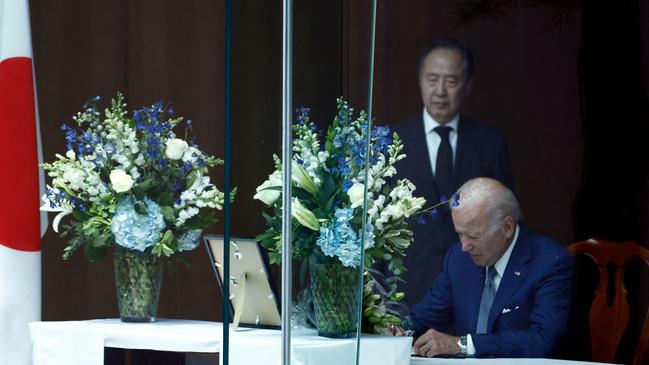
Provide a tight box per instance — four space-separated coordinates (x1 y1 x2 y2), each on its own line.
225 1 385 364
224 1 284 364
286 0 372 360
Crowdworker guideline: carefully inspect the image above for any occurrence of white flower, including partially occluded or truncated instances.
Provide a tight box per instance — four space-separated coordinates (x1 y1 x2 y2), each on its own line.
292 198 320 231
165 138 188 160
109 169 134 193
182 146 202 163
254 170 282 206
65 150 76 160
291 161 318 195
347 183 366 209
39 186 73 233
134 153 145 166
367 194 386 220
63 168 85 189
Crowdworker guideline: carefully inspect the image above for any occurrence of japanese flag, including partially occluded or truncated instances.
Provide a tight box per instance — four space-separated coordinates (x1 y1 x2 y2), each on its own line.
0 0 47 364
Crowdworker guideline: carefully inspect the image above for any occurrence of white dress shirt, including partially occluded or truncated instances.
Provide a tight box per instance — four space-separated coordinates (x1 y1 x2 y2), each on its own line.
466 224 520 355
422 108 459 175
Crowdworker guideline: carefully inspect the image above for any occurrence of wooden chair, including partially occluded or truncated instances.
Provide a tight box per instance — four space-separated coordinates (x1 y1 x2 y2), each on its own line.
567 239 649 365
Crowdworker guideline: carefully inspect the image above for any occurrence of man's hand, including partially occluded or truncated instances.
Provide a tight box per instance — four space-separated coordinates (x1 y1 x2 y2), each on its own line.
412 329 460 357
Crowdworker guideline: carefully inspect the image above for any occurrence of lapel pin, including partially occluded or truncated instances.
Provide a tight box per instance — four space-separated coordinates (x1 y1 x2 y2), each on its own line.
514 271 521 276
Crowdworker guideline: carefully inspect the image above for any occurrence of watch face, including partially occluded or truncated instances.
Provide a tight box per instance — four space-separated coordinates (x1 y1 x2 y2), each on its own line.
460 336 467 346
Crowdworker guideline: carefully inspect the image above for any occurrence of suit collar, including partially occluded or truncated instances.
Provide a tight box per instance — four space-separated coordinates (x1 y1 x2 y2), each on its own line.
493 224 520 279
422 108 460 133
486 224 533 331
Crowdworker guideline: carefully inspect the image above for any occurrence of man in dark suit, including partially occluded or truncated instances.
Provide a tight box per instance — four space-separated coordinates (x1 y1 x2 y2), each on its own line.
392 37 514 306
411 178 573 358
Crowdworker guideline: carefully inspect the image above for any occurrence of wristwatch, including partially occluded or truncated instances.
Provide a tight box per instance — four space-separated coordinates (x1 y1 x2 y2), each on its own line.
457 335 468 355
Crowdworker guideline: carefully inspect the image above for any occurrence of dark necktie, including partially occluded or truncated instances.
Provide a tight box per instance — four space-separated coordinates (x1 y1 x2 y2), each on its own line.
434 126 453 197
476 266 497 334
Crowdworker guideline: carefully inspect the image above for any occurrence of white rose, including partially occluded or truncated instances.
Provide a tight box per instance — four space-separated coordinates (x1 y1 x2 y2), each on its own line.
165 138 188 160
347 183 366 209
110 169 134 193
254 170 282 205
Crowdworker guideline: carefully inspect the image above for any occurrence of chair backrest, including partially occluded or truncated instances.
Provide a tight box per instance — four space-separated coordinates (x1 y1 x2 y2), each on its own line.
567 238 649 365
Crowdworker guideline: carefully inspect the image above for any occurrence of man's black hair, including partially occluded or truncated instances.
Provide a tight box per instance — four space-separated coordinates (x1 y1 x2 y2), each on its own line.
418 37 474 80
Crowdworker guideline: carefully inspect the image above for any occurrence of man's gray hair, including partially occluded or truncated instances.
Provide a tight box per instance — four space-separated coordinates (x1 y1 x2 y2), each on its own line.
451 177 522 226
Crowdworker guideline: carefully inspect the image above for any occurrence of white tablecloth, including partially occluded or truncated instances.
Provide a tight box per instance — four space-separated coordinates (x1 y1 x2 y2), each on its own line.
226 327 412 365
29 319 222 365
30 319 611 365
29 319 412 365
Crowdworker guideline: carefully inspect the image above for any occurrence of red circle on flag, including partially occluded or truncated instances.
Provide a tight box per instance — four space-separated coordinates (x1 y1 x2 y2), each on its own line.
0 57 41 252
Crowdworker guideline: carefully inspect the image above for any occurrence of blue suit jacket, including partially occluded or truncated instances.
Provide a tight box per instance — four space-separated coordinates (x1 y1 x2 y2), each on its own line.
392 115 514 306
410 225 574 357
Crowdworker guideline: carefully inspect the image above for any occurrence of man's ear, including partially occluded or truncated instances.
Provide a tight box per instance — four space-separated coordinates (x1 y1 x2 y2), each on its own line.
503 215 515 239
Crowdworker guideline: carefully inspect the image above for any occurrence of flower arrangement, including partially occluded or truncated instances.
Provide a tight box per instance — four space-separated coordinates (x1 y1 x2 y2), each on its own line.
254 98 430 334
41 93 228 261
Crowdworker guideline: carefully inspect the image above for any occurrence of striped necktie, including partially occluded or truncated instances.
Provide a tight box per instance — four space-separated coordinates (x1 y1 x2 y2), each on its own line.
476 265 497 334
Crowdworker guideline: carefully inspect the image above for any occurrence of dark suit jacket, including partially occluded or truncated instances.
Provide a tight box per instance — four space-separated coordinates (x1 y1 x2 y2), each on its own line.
410 225 574 357
392 115 514 306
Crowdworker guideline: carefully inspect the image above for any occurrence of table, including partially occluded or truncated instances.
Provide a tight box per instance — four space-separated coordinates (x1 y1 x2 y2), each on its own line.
30 319 613 365
29 319 412 365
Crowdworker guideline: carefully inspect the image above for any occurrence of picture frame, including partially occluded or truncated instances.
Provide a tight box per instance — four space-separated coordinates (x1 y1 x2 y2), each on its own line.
203 235 281 330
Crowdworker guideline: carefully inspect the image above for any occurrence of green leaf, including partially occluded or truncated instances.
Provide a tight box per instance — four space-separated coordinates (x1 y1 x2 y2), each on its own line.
386 236 410 248
91 234 109 248
161 206 175 222
84 243 107 261
160 230 175 245
72 209 90 221
137 178 157 193
184 211 217 230
133 200 147 215
158 191 175 206
255 230 276 242
131 187 145 200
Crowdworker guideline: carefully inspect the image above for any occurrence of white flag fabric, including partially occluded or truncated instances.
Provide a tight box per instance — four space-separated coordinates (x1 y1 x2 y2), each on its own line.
0 0 46 364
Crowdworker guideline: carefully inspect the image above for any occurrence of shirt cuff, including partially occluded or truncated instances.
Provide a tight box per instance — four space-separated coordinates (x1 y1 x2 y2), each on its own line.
466 334 476 356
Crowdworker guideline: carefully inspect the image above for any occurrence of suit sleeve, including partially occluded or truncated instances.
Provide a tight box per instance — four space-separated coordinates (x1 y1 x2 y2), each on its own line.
409 246 457 338
472 251 574 357
493 134 515 191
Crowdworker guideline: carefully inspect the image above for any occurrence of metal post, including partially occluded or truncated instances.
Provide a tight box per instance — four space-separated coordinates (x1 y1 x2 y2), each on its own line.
356 1 378 364
223 0 232 363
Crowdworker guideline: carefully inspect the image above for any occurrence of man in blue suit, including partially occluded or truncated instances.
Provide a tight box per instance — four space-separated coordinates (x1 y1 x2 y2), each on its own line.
393 38 514 307
411 178 573 358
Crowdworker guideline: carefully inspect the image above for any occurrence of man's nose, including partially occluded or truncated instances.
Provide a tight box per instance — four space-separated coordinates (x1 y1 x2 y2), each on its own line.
460 240 472 252
433 81 446 96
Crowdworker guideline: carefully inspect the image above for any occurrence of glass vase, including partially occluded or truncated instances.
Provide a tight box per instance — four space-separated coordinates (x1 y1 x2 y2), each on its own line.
309 256 360 338
113 245 163 322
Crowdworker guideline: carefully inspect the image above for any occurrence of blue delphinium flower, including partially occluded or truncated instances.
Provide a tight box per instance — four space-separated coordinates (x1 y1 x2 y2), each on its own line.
295 107 310 125
111 196 165 251
177 229 202 251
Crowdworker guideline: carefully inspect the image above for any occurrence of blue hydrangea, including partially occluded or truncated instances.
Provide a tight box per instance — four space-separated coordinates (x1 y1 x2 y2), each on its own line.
177 229 202 252
111 196 165 251
315 208 375 268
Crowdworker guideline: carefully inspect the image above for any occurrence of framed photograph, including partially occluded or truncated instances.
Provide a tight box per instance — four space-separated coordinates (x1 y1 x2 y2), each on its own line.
204 235 281 329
